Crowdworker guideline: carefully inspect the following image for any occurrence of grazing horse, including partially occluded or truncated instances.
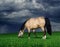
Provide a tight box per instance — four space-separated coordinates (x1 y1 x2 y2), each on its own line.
18 16 52 39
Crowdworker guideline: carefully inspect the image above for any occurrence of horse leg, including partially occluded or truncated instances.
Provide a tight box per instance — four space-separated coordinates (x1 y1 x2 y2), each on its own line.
41 27 46 39
33 29 36 37
27 28 31 39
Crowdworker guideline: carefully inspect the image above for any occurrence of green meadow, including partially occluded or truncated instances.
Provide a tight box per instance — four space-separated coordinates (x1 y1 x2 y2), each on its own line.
0 32 60 47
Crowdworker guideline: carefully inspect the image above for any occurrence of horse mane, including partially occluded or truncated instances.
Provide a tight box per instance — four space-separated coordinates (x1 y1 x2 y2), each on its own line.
20 19 29 30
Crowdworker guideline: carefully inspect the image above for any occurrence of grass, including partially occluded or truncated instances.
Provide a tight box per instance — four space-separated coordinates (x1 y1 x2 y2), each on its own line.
0 32 60 47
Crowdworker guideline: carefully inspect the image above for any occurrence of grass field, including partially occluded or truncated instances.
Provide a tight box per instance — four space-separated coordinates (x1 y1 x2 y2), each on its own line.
0 32 60 47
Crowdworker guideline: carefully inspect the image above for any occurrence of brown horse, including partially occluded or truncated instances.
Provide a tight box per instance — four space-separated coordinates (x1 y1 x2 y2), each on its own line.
18 16 52 39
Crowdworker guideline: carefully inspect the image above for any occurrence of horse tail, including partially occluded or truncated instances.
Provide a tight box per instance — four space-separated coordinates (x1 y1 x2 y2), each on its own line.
20 20 27 30
45 18 52 35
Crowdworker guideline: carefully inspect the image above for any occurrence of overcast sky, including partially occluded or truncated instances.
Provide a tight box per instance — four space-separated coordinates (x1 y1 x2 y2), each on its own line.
0 0 60 33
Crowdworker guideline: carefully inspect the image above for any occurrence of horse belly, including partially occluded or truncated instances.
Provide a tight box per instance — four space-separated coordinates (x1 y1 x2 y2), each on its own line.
30 23 38 29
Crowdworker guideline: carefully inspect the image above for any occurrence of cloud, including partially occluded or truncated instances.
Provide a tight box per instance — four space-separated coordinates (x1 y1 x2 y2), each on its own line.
5 9 33 18
0 0 60 21
0 0 46 11
32 0 45 10
0 0 60 22
0 0 25 11
0 0 46 19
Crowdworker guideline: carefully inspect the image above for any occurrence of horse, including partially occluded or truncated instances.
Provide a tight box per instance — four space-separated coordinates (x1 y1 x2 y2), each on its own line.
18 16 52 39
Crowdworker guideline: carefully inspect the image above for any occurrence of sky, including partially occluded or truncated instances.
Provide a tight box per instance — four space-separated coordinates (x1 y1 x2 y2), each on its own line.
0 0 60 33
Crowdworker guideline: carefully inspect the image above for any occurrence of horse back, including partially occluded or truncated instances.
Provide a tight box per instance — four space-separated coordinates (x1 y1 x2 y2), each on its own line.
37 17 45 27
25 18 38 28
25 16 45 29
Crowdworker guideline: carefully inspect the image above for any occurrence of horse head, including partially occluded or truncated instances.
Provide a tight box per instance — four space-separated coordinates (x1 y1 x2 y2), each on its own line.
18 30 23 38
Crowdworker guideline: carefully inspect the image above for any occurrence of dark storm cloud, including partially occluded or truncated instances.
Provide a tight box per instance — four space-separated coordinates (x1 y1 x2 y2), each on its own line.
0 0 60 33
0 0 60 21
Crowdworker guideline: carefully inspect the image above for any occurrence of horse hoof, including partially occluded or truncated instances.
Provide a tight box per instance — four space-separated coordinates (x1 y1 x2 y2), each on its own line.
42 35 46 39
42 37 46 39
28 37 30 39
